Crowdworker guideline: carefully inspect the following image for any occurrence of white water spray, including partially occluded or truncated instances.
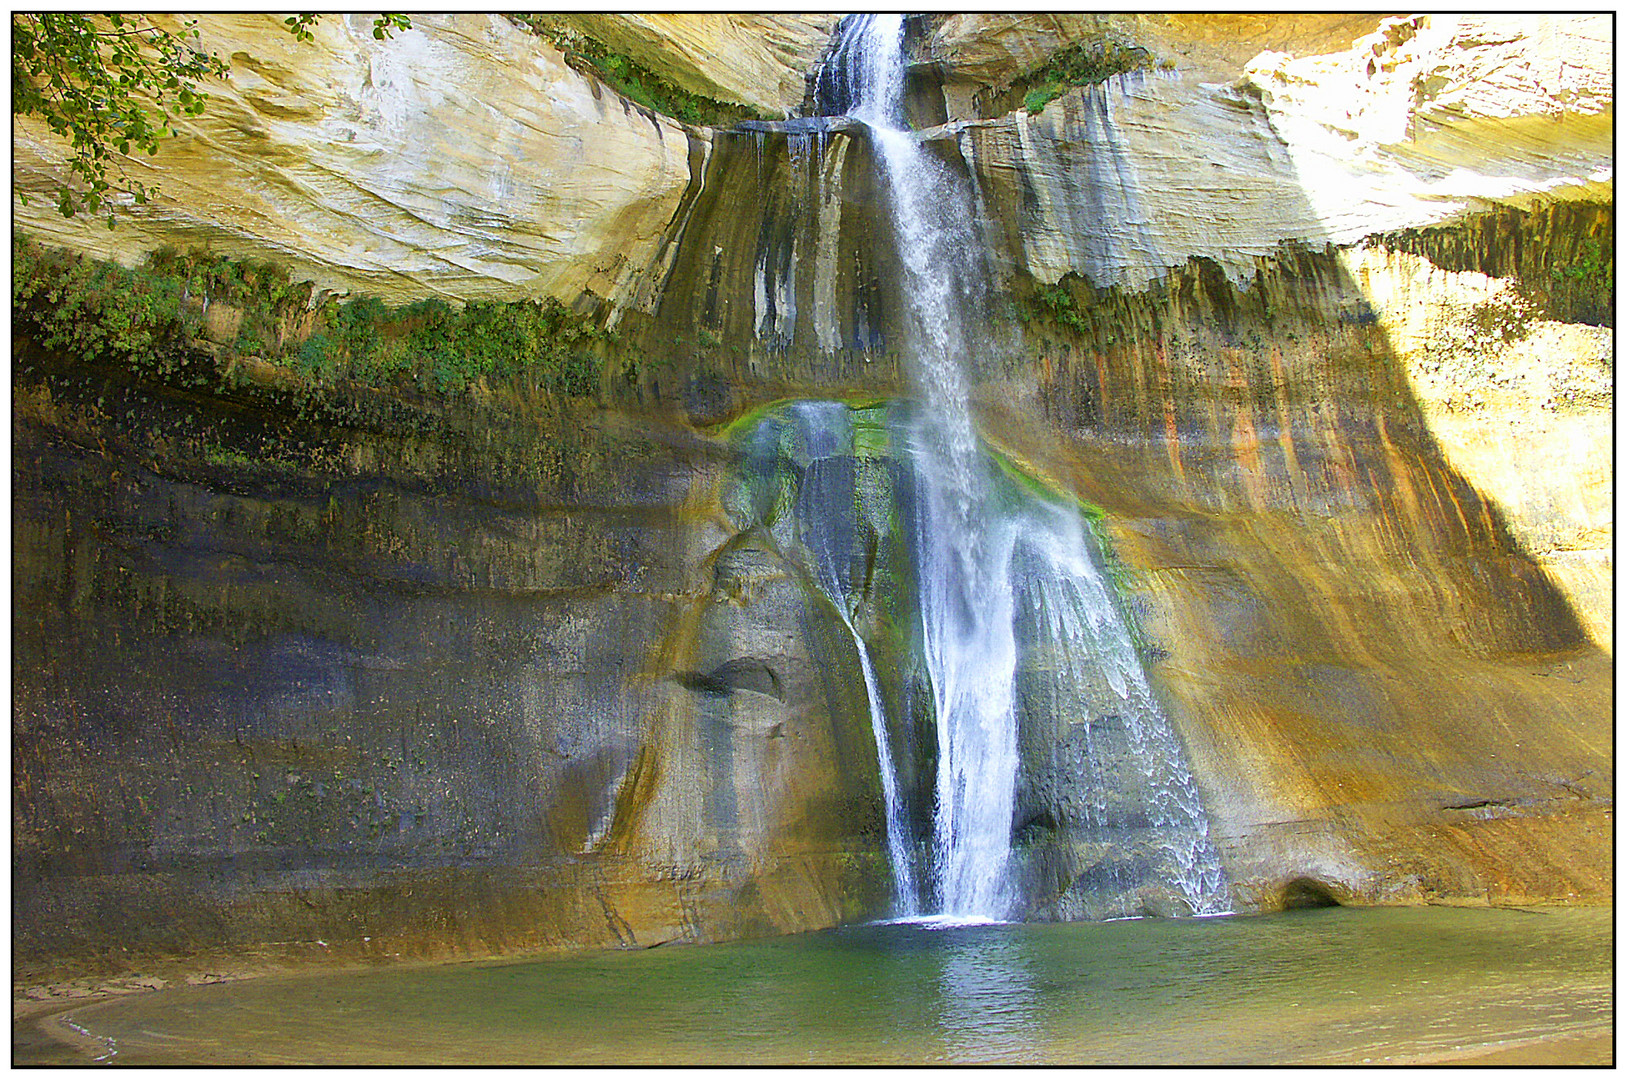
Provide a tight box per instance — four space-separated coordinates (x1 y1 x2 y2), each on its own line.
820 13 1228 920
829 14 1022 919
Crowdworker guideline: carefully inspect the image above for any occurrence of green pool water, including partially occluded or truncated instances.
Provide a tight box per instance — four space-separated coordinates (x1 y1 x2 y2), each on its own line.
50 906 1612 1066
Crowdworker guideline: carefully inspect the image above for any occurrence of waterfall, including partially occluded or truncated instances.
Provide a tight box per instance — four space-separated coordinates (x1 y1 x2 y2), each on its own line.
813 14 1228 921
838 613 921 916
828 13 1021 920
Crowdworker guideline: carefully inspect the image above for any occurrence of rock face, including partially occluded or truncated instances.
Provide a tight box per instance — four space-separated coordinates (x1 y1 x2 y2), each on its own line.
13 13 695 306
11 13 1613 976
1350 224 1613 651
928 13 1396 89
555 14 839 115
12 350 891 969
948 13 1611 292
11 13 1609 304
968 244 1611 912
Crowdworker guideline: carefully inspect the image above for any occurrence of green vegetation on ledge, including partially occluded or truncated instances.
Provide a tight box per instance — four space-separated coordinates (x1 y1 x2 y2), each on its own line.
1024 280 1089 334
1550 236 1613 296
508 15 768 128
1005 41 1167 116
13 233 610 397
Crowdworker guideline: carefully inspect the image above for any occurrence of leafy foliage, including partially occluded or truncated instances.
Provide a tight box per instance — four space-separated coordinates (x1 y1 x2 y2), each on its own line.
284 13 411 44
13 13 411 226
13 233 185 371
1550 237 1613 294
12 14 227 225
1014 41 1163 115
307 293 608 395
1031 281 1088 334
13 233 608 397
145 243 308 307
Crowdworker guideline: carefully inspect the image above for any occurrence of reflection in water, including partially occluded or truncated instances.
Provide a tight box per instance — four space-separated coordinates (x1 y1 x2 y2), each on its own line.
52 907 1612 1067
931 927 1038 1062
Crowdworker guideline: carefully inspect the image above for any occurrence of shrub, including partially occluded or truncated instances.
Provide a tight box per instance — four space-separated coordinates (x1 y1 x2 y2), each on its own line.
1031 280 1088 334
14 233 611 397
14 233 187 372
1016 41 1158 115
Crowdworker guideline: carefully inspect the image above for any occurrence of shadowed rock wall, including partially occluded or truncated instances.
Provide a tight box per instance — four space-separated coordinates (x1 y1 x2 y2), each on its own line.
12 343 895 975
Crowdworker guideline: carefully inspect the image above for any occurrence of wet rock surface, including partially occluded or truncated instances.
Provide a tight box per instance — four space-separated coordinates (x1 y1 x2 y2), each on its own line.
12 348 889 974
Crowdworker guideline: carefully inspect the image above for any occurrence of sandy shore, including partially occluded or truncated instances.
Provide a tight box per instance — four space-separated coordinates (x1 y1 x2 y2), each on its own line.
12 966 274 1067
14 995 115 1066
16 982 1613 1067
1396 1028 1613 1067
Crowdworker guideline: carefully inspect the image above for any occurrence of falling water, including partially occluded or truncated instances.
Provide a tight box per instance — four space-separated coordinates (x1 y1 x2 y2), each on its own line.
826 12 1021 919
1011 496 1230 917
838 612 921 916
820 13 1229 920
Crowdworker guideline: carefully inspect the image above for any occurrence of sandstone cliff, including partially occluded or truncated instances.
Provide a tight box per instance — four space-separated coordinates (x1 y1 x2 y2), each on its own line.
11 13 1613 979
13 14 697 306
550 14 839 114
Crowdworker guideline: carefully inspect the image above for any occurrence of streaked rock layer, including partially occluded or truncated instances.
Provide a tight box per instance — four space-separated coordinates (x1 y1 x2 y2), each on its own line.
555 14 839 115
13 13 695 306
955 13 1611 291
